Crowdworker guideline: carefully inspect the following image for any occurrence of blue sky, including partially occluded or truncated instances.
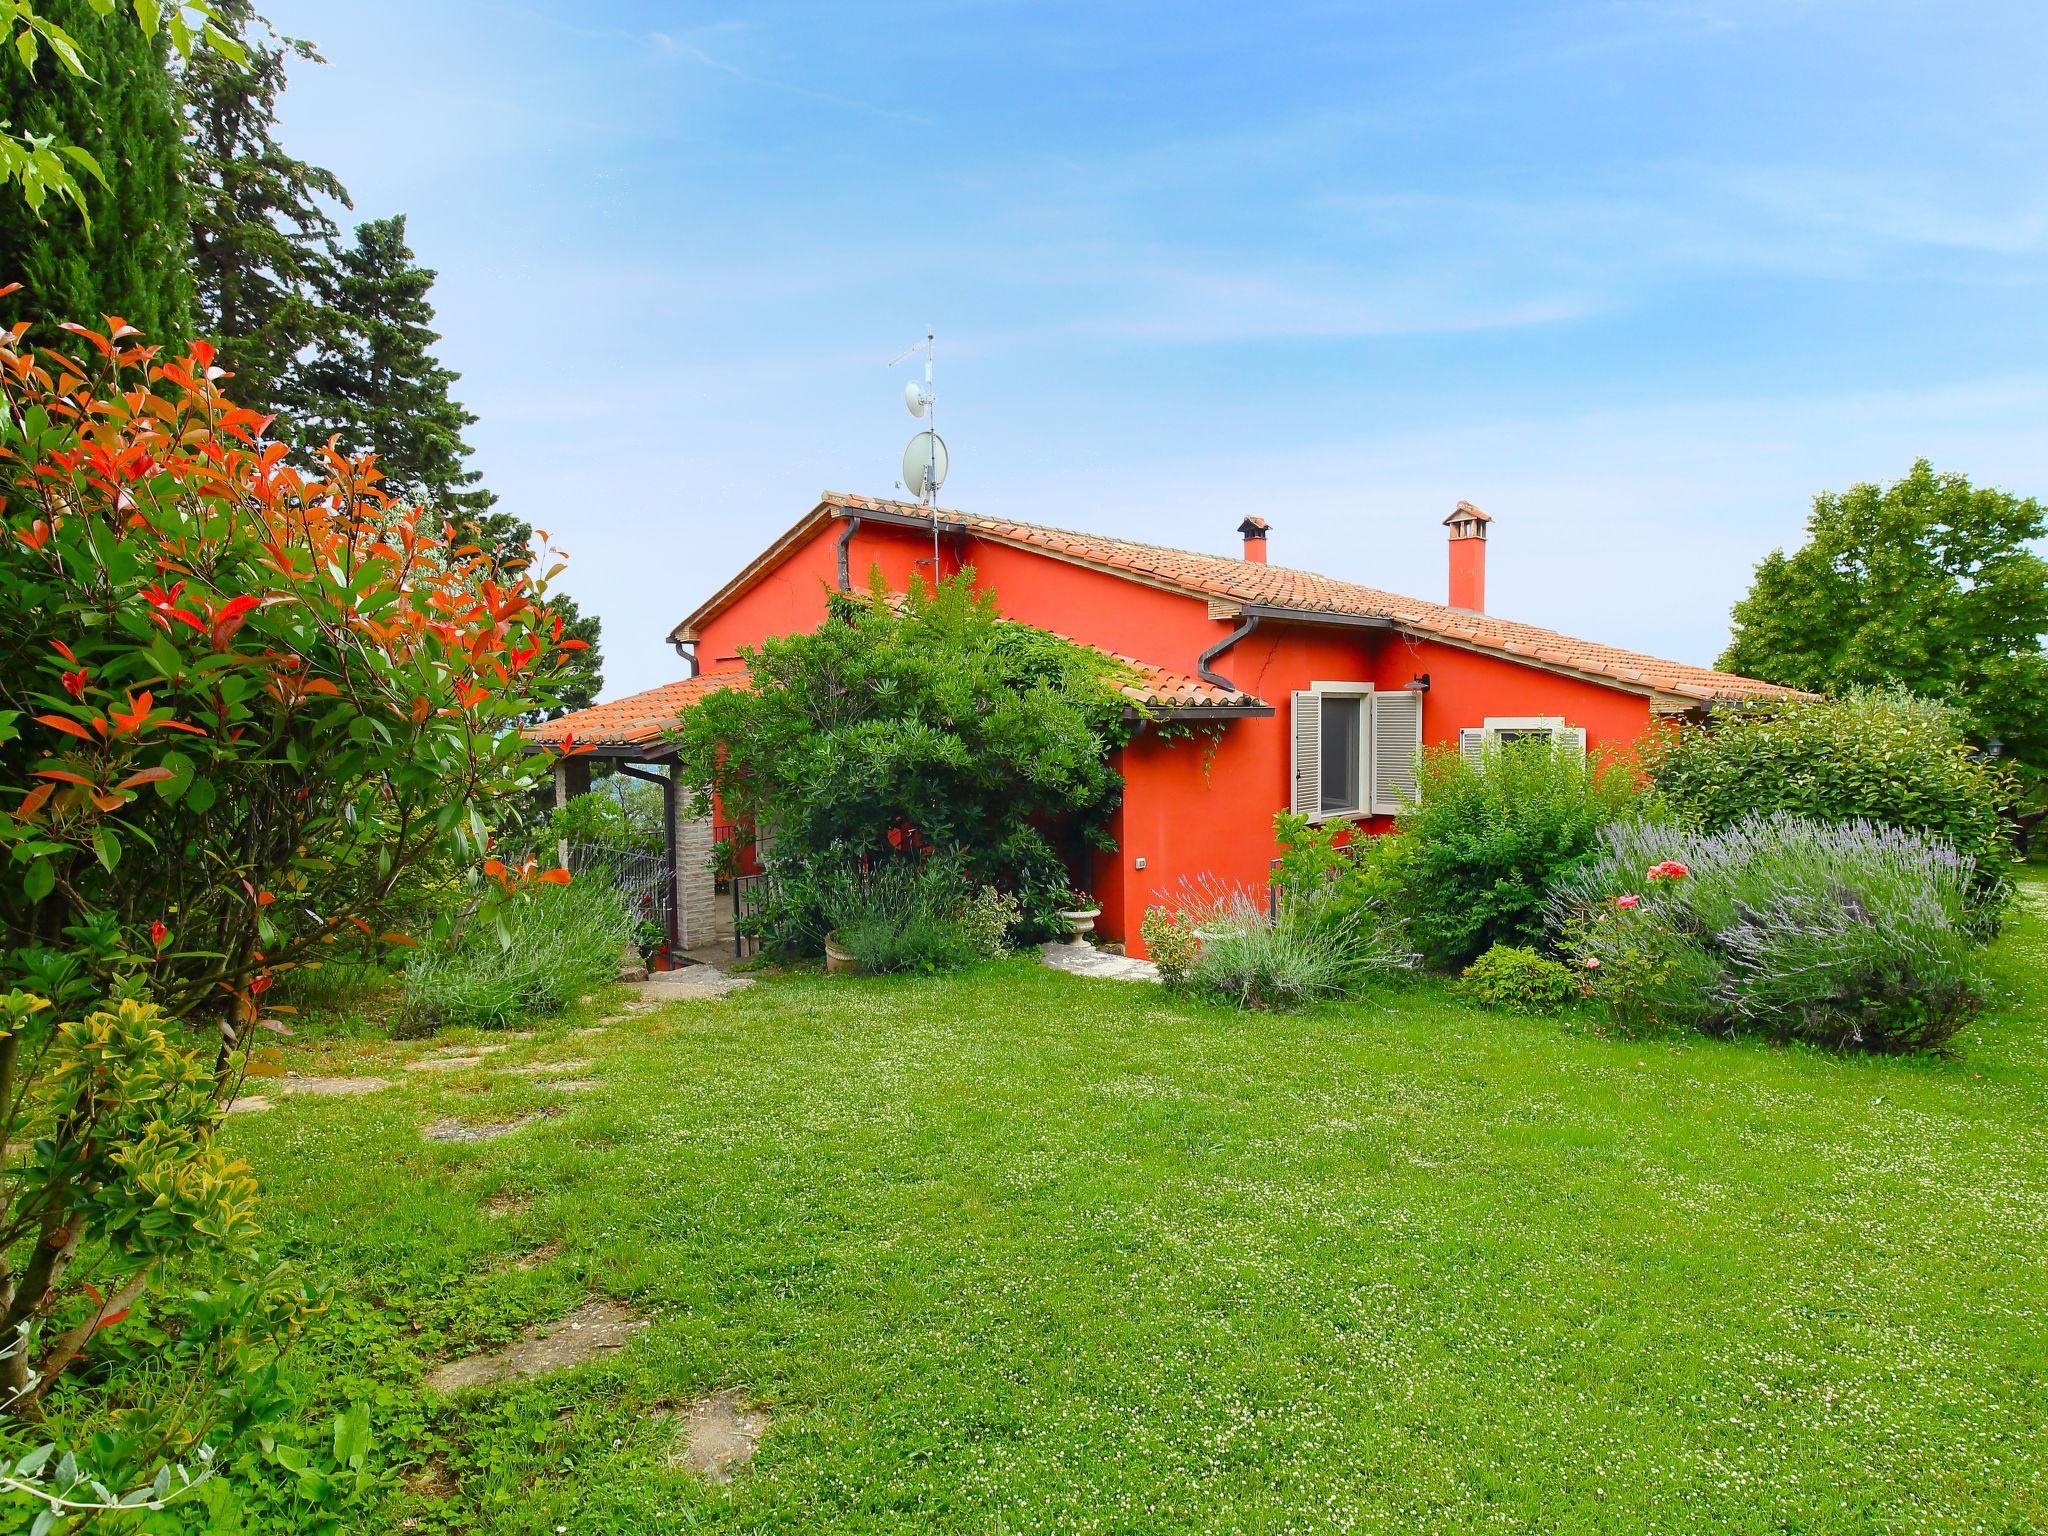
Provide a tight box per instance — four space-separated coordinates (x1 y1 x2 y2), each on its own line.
264 0 2048 700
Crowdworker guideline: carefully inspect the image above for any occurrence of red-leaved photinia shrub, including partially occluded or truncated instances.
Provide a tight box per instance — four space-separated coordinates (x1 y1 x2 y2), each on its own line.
0 294 587 1049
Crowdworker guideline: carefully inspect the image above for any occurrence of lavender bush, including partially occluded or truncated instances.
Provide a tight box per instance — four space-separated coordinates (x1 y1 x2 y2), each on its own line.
1550 814 1988 1052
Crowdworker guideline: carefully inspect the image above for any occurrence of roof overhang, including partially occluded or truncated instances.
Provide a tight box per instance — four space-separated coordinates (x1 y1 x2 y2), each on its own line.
1125 704 1276 723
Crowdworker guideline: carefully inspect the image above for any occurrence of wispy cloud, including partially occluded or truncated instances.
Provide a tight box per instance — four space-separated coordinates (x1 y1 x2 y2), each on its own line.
648 30 930 126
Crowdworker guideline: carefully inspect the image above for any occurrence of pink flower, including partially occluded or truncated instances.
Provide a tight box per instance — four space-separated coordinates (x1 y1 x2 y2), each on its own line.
1584 957 1601 970
1646 860 1691 881
1615 894 1640 910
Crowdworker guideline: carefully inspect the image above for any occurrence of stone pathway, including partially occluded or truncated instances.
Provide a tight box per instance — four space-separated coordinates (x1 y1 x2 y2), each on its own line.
1038 940 1159 983
230 1073 392 1113
425 1298 649 1394
496 1059 591 1076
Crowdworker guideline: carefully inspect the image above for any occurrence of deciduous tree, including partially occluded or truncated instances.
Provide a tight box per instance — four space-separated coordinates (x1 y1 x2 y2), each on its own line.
1720 460 2048 773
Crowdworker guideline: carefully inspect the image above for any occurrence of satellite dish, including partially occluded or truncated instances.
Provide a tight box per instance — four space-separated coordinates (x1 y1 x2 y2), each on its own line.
902 430 948 499
904 379 928 417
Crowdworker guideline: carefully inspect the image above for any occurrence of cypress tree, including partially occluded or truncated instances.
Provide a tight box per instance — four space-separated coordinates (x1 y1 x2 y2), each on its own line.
0 0 191 345
180 0 350 419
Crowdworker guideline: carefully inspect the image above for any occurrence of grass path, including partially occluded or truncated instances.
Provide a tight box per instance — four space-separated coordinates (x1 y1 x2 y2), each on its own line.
232 874 2048 1533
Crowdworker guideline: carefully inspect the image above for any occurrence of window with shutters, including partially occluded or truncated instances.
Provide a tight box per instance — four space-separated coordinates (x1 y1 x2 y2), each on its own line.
1368 690 1423 814
1292 683 1378 822
1460 718 1588 770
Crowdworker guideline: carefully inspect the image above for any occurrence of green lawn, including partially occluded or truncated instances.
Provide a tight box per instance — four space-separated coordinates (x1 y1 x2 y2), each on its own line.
227 872 2048 1533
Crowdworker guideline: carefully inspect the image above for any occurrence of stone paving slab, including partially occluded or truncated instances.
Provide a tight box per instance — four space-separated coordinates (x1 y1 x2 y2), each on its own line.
422 1111 554 1144
497 1059 592 1076
280 1074 393 1096
425 1298 648 1394
665 1389 769 1483
1039 941 1160 983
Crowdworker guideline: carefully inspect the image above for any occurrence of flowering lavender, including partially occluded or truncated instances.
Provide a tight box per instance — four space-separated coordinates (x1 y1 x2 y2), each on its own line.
1550 813 1988 1052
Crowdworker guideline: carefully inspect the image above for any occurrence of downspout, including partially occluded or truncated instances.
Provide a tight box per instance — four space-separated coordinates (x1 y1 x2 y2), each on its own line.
836 515 863 590
617 762 680 955
670 638 700 679
1197 614 1260 692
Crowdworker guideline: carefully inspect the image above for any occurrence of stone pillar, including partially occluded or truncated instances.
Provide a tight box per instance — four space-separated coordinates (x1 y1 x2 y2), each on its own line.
671 777 720 951
552 756 590 867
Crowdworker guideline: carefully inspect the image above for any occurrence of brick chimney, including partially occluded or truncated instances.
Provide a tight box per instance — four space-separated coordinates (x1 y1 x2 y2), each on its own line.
1237 515 1270 564
1444 501 1490 612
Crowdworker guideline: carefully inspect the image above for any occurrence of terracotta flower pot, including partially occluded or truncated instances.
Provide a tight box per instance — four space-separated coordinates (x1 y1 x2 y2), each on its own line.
650 951 671 973
824 932 862 975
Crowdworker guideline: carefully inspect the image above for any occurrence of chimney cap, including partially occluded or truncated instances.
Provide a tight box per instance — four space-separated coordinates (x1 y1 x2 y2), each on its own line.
1236 515 1270 537
1443 501 1492 526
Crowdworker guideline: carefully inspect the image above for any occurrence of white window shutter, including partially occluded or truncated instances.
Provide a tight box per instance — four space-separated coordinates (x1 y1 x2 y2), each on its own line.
1370 692 1423 814
1458 727 1487 769
1290 691 1321 817
1558 726 1587 760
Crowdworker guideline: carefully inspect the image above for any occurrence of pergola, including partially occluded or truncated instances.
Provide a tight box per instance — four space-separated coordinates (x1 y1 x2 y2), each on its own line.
523 675 742 957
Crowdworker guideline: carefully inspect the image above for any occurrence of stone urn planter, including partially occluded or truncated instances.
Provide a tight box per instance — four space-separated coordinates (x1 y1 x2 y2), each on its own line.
823 932 863 975
1058 906 1102 941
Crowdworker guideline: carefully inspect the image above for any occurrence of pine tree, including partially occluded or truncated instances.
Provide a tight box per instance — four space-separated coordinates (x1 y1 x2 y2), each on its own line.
179 0 350 419
299 214 604 712
295 215 489 510
0 0 192 345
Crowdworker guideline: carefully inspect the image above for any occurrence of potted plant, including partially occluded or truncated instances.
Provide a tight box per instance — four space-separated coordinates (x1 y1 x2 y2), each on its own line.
823 930 861 975
634 906 669 970
1057 887 1101 941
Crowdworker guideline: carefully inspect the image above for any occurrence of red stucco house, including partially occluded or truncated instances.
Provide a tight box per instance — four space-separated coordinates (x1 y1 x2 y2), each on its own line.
529 493 1798 957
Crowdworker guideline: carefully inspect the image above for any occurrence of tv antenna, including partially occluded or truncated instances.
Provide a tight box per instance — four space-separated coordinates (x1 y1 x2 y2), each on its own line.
890 328 946 571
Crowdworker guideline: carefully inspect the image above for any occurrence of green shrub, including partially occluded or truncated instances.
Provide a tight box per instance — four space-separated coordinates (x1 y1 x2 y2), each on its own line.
1139 906 1203 989
1552 813 1989 1052
1398 739 1648 969
820 854 981 975
1644 688 2016 904
959 885 1023 960
403 877 632 1030
678 572 1134 949
1455 944 1581 1014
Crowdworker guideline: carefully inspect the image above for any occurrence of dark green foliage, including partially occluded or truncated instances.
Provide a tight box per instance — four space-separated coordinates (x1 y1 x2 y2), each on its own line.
293 215 483 510
0 0 191 344
1645 688 2015 904
820 854 980 975
1455 944 1580 1014
1554 815 1989 1053
1396 740 1648 970
179 0 351 420
678 571 1133 948
1721 461 2048 774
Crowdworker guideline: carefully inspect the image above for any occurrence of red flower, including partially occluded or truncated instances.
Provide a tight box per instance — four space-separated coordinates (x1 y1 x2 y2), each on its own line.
60 667 88 699
150 920 169 948
1615 894 1640 910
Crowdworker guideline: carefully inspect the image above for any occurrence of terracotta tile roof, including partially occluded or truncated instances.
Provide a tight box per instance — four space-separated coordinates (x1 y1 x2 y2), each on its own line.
524 673 743 750
807 493 1804 706
1101 648 1265 712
